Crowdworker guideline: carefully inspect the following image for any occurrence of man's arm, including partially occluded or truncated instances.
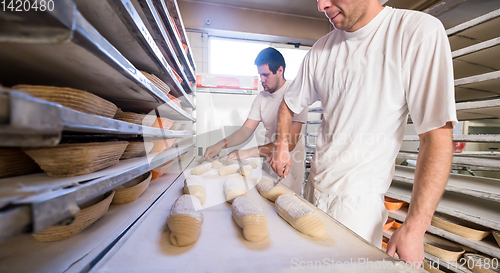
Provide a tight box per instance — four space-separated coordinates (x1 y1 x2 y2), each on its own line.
204 118 260 159
387 122 453 267
269 100 294 177
227 121 304 160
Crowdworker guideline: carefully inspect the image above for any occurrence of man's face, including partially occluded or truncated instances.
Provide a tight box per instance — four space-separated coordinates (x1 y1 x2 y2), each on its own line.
258 64 283 93
318 0 368 31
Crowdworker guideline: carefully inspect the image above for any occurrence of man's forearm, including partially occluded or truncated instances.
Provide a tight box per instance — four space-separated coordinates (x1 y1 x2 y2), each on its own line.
217 126 254 148
405 123 453 233
276 100 294 148
245 140 299 158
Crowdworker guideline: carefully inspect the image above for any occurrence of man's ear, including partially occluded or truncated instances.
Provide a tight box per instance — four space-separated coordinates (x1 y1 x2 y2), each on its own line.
277 66 284 75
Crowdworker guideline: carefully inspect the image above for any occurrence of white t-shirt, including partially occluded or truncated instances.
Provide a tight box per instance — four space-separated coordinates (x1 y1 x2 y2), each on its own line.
284 7 458 196
248 81 309 194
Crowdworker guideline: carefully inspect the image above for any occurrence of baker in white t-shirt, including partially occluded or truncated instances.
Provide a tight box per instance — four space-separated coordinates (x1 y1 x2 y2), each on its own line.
269 0 457 267
204 47 308 194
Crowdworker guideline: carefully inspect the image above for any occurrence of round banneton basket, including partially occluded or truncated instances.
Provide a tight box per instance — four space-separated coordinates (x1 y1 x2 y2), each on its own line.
393 221 402 230
465 253 500 273
12 85 117 118
23 141 129 177
424 233 465 261
383 217 395 231
112 172 152 204
494 231 500 247
384 196 405 211
121 141 154 159
432 212 491 240
151 159 175 180
32 191 115 242
152 117 175 130
114 109 157 126
0 148 40 178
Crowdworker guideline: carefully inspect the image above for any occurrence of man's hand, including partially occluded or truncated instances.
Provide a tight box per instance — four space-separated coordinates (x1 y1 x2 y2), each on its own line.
227 149 249 161
204 142 224 159
269 144 291 177
387 222 425 269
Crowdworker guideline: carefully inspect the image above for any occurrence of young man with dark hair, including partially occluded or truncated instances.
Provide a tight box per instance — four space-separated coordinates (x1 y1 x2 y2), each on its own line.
204 47 308 194
270 0 457 267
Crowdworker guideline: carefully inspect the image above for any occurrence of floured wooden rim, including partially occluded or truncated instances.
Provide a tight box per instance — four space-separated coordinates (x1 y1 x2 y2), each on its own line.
465 253 500 273
424 234 465 261
140 71 171 97
493 231 500 247
0 148 40 178
114 109 156 126
121 141 154 159
12 85 117 118
112 172 152 204
32 191 115 242
23 142 128 177
432 212 491 240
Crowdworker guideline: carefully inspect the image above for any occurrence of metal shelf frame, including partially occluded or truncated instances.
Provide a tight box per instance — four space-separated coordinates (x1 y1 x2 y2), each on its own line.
0 143 195 242
0 0 195 117
392 165 500 202
387 181 500 231
72 0 195 108
151 0 196 81
134 0 195 89
397 151 500 173
446 8 500 37
389 207 500 259
0 91 192 147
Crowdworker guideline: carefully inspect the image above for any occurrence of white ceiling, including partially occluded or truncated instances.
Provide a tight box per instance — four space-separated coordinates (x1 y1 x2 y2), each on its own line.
181 0 326 19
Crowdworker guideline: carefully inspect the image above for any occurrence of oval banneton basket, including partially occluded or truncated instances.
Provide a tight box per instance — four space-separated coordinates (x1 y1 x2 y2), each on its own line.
383 217 395 231
384 196 405 211
12 85 117 118
494 231 500 247
0 148 40 178
23 142 129 177
424 233 465 261
32 191 115 242
151 159 175 180
465 253 500 273
432 213 491 241
112 172 152 204
114 109 157 127
121 141 154 159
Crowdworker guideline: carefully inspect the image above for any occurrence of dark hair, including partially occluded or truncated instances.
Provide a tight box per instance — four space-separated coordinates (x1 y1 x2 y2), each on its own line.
255 47 286 76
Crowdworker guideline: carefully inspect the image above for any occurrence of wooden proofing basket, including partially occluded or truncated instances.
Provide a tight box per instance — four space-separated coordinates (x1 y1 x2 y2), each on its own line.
493 231 500 247
114 109 157 126
23 142 129 177
32 191 115 242
121 141 154 159
424 233 465 261
12 85 117 118
465 254 500 273
112 172 152 204
151 159 175 180
140 71 171 97
0 148 40 178
432 213 491 240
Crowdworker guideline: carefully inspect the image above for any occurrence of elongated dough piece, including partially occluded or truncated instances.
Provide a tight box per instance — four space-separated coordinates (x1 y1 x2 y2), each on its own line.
167 195 204 246
224 178 247 203
275 194 326 237
211 160 220 169
239 165 253 177
219 164 240 176
256 176 288 202
231 196 268 242
183 175 206 204
241 159 258 169
191 162 212 175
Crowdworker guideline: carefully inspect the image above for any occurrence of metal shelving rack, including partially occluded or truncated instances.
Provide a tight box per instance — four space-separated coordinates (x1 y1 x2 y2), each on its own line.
303 3 500 265
0 0 198 270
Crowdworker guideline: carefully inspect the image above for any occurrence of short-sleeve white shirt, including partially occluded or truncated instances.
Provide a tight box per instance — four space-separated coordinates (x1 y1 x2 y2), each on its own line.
284 7 458 196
